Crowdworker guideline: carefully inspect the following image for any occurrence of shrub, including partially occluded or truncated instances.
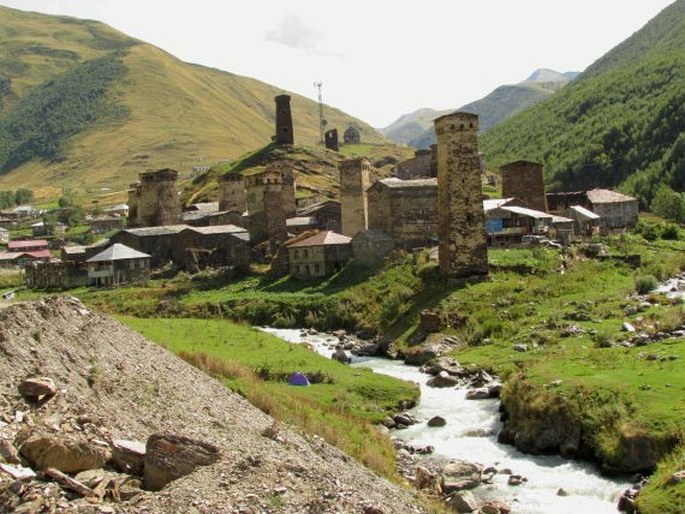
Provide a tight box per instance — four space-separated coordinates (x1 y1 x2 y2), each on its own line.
634 274 659 294
661 223 680 240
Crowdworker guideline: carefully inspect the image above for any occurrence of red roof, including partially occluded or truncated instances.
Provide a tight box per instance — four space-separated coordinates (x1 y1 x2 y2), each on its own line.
8 239 49 251
287 231 351 248
0 249 51 261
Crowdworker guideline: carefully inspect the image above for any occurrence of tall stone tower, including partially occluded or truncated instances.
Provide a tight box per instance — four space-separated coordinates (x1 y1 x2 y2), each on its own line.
219 173 246 213
325 128 339 152
275 95 294 145
126 182 141 226
135 168 182 227
501 160 548 212
245 164 293 248
434 112 488 279
340 158 370 237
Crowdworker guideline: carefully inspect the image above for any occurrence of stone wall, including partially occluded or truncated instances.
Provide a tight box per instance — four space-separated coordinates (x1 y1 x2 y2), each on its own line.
396 150 432 180
24 261 88 289
135 169 182 227
275 95 294 145
219 173 246 213
434 112 488 279
501 160 548 212
367 178 438 250
340 158 370 237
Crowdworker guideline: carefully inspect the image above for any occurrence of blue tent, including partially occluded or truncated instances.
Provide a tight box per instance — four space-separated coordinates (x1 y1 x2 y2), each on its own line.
287 371 310 386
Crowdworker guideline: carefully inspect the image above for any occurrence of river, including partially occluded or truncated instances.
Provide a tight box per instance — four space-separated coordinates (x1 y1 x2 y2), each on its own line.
263 327 628 514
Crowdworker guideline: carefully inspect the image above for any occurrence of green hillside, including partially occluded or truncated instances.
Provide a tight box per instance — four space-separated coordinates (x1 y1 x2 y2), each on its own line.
0 5 385 199
480 0 685 207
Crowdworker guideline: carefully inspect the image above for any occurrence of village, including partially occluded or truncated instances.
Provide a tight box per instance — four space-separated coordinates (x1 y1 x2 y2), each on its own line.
1 95 639 291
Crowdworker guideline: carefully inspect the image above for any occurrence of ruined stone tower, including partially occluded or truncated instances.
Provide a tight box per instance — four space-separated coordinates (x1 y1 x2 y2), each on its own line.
325 129 339 152
340 158 370 237
434 112 488 279
219 173 246 213
126 182 141 226
275 95 294 145
501 160 548 212
134 168 182 227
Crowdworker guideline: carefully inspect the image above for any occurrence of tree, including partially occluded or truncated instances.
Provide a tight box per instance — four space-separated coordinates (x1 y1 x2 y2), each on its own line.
14 188 33 205
650 185 684 223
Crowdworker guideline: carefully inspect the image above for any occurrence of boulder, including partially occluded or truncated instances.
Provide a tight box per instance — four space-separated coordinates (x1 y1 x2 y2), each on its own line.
427 416 446 428
427 371 459 388
393 413 419 427
622 322 636 333
143 433 220 491
448 490 478 513
512 344 528 352
111 439 146 476
0 439 20 464
420 357 463 377
332 348 352 364
482 500 511 514
381 417 396 429
17 377 56 399
507 474 526 486
20 433 110 474
440 460 483 493
465 388 490 400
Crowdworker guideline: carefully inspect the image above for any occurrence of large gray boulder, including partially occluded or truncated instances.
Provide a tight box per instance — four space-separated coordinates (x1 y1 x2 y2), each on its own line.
20 433 110 474
440 460 483 493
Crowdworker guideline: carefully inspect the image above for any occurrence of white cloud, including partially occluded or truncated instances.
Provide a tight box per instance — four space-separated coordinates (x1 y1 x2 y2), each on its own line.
266 13 324 53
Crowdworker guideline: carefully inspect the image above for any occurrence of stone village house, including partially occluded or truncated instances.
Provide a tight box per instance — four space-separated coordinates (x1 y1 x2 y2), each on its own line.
86 243 151 287
287 231 352 279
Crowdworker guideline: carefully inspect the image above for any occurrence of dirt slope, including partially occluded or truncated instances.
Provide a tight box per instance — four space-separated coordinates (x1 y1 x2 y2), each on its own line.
0 296 428 513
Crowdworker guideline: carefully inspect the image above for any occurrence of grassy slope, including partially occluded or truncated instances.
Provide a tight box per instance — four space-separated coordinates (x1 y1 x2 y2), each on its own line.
479 0 685 202
0 5 385 197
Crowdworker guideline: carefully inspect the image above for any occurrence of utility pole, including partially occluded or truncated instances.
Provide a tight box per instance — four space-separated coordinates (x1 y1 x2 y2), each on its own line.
314 81 326 145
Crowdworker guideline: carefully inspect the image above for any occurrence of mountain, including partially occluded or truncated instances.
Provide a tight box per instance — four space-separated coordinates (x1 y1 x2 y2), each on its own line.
0 6 385 197
480 0 685 205
383 69 575 150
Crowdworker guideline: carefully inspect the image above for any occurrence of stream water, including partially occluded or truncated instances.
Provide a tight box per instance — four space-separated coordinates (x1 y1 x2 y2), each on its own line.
262 327 628 514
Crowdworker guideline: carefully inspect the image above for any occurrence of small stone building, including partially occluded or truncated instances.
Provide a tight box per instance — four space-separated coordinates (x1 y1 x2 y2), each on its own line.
297 200 341 233
86 244 151 287
110 225 188 269
484 205 553 246
324 129 339 152
24 261 89 289
396 149 433 180
546 189 638 230
343 125 361 145
178 226 251 272
90 216 125 234
352 229 394 267
501 160 548 213
287 231 352 279
366 178 438 250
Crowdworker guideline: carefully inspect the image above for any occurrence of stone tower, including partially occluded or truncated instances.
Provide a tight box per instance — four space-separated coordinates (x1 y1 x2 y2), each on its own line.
245 164 293 247
343 125 361 145
340 158 370 237
135 168 182 227
325 128 339 152
501 160 548 212
275 95 294 145
263 172 288 250
219 173 246 213
126 182 141 226
434 112 488 279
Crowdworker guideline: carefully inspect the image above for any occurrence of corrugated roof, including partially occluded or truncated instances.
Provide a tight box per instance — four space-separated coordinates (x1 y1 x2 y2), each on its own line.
377 178 437 189
483 198 514 212
187 225 248 235
287 231 351 248
552 215 574 224
569 205 600 220
62 246 87 254
286 216 317 227
188 202 219 212
500 206 553 220
8 240 49 250
123 225 190 236
586 189 636 204
86 244 151 263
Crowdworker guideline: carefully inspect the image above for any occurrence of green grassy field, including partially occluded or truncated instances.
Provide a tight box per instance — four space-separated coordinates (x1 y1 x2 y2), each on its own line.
116 315 419 478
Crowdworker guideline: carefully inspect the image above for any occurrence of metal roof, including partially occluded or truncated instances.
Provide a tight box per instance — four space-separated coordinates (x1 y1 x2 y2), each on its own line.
8 240 49 250
483 198 514 212
569 205 601 220
586 189 636 204
186 225 248 235
499 206 553 220
86 244 151 263
286 216 317 227
376 178 437 189
287 231 351 248
123 225 190 236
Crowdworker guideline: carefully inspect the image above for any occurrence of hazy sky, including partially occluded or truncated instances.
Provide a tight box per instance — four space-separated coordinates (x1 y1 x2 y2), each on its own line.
0 0 675 127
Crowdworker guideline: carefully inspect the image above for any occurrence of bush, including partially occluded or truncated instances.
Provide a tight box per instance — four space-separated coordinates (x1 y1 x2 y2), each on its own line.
661 223 680 240
634 274 659 294
635 220 661 241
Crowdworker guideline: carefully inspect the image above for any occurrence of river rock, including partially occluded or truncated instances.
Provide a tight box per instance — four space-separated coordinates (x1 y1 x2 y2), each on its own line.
144 433 220 491
420 357 464 377
332 348 352 364
427 371 459 388
20 433 110 473
393 412 419 427
440 460 483 493
448 490 478 512
18 377 56 399
622 322 636 333
111 439 146 476
381 416 396 429
466 388 490 400
427 416 446 427
483 500 511 514
507 474 526 486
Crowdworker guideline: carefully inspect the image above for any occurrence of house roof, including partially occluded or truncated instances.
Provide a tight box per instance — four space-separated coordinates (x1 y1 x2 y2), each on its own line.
0 249 51 261
586 189 636 204
86 243 151 263
375 177 437 189
187 202 219 212
104 204 128 212
483 198 515 212
62 245 87 255
500 206 553 220
552 215 574 224
187 225 248 235
287 231 351 248
298 200 340 216
122 225 189 237
286 216 317 227
568 205 601 220
8 240 49 250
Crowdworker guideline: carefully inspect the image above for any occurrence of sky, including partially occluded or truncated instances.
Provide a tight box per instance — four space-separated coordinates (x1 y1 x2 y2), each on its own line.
0 0 675 127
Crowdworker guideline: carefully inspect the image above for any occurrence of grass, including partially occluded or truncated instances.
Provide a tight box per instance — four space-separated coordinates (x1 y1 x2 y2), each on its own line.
637 445 685 513
116 315 419 478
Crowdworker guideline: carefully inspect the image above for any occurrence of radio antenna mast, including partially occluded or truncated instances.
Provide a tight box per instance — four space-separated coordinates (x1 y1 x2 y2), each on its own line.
314 81 326 145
